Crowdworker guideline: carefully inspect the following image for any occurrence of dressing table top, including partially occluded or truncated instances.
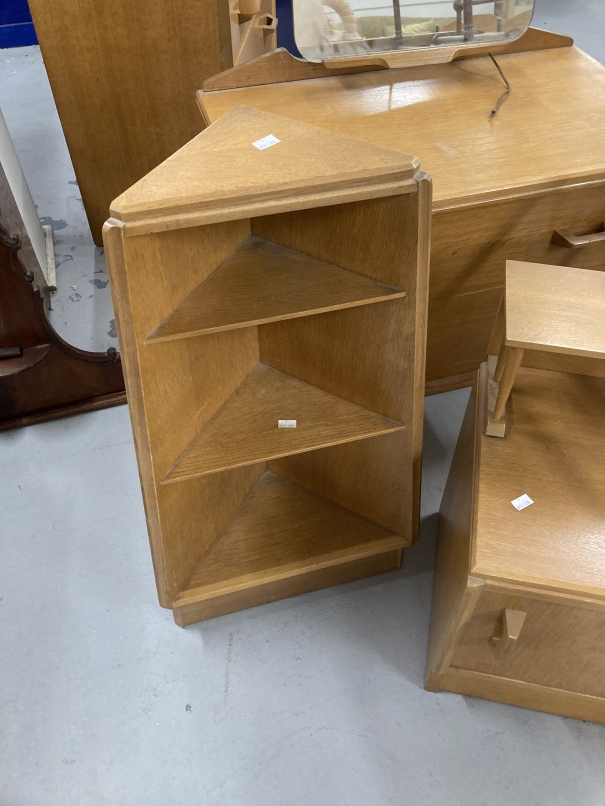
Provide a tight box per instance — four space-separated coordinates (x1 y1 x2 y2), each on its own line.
198 46 605 208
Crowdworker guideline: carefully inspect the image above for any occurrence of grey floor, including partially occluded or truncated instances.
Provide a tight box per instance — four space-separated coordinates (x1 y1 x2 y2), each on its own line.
1 3 605 804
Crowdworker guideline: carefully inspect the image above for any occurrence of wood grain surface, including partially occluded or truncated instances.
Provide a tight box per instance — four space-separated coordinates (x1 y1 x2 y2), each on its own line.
104 106 429 621
425 362 605 723
198 48 605 209
163 363 405 483
174 547 403 625
199 47 605 392
425 288 504 383
426 380 481 678
505 261 605 358
474 366 605 597
147 235 405 342
426 668 605 725
177 471 406 596
430 181 605 300
28 0 234 243
110 105 417 222
452 590 605 698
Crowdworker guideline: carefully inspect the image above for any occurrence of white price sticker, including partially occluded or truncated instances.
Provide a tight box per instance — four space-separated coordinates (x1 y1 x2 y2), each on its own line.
278 419 297 428
511 494 534 511
252 134 281 151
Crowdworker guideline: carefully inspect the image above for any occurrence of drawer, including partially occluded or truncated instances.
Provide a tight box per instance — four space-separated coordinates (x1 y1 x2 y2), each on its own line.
431 181 605 301
426 288 503 384
450 590 605 698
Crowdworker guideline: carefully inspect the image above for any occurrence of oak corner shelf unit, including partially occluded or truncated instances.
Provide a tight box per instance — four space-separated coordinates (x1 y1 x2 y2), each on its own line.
104 104 430 626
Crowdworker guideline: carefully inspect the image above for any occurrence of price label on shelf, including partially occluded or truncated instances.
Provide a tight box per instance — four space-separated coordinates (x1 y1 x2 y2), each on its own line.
278 420 297 428
511 494 534 511
252 134 280 151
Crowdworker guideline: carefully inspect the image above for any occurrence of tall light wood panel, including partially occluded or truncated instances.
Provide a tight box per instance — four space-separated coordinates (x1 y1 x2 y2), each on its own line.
104 106 431 625
28 0 275 244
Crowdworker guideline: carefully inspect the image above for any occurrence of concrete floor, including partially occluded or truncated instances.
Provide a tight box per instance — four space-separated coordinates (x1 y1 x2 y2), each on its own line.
1 3 605 804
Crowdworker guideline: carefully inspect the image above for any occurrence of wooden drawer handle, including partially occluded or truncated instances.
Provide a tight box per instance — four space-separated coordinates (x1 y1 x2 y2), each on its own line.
490 608 526 660
551 223 605 249
257 13 277 30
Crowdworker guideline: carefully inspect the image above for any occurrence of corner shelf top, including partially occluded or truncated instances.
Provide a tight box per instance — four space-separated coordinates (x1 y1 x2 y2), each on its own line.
110 105 419 223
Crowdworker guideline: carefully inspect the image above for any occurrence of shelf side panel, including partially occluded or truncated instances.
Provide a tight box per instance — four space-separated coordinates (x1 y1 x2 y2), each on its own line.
269 430 409 538
156 463 265 603
139 327 260 479
252 193 418 288
104 223 264 604
123 218 250 338
258 189 429 540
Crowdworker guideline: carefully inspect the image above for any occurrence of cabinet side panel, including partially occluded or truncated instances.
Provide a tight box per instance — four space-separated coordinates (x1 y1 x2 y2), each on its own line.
105 223 262 604
158 464 265 602
425 375 479 676
123 220 251 338
413 176 431 532
139 329 260 478
104 222 170 605
269 432 409 538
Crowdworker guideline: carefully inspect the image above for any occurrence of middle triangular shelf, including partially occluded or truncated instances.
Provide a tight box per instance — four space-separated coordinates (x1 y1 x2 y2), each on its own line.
162 364 405 483
147 235 406 342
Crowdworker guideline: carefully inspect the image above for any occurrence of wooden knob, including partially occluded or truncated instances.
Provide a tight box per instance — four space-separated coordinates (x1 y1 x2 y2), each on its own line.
239 0 260 15
490 608 526 660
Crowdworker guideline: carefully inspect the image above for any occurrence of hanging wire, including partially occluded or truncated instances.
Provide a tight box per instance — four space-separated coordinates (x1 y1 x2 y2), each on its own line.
489 53 511 117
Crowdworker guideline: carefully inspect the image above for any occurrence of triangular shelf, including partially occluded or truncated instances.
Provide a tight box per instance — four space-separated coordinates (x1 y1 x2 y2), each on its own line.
162 364 405 483
110 104 418 222
173 471 409 607
147 236 406 341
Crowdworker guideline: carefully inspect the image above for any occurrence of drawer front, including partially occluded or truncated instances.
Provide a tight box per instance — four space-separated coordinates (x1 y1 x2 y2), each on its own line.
431 181 605 301
450 590 605 698
426 288 503 384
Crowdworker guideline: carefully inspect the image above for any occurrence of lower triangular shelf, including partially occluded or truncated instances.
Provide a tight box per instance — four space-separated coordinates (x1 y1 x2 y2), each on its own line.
172 472 408 622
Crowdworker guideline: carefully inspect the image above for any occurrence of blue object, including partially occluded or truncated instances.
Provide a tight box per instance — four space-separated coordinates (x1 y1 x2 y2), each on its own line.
0 0 38 48
275 0 302 57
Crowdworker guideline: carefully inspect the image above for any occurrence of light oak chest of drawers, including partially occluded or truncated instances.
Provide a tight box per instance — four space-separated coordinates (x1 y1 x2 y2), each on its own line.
199 40 605 393
425 363 605 723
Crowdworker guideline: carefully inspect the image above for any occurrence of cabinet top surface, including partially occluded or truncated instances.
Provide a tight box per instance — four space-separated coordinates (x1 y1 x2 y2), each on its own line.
506 261 605 358
109 104 417 222
474 364 605 598
199 47 605 207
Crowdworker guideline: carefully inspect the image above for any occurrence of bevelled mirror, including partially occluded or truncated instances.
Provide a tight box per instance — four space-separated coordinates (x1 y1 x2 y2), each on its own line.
293 0 536 62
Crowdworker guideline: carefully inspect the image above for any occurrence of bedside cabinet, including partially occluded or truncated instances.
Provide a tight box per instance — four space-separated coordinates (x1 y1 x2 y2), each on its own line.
425 361 605 724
